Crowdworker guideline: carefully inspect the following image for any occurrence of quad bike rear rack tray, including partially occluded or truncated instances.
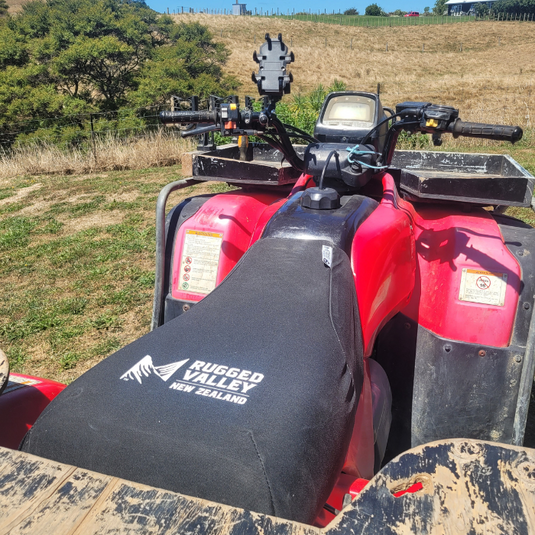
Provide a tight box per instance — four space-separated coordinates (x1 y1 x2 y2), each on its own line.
1 439 533 534
183 144 534 207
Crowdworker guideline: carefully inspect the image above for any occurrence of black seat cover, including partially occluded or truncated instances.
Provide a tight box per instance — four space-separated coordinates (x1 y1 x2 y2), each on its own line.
21 238 364 523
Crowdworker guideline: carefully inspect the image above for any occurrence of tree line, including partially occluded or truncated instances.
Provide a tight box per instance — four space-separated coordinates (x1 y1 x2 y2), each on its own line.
0 0 238 148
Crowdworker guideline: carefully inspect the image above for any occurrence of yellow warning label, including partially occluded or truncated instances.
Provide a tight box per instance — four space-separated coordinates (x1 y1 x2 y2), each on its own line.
459 268 507 307
178 230 223 295
185 230 222 238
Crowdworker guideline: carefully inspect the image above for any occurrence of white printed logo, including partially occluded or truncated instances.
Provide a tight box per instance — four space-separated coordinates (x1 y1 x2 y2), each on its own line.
120 355 189 384
120 357 265 406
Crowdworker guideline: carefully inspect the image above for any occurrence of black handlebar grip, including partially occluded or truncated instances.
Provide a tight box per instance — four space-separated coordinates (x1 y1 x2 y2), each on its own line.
159 110 215 125
451 119 523 143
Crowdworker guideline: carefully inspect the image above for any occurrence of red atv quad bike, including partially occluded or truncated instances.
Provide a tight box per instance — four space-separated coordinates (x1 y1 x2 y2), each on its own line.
1 34 534 533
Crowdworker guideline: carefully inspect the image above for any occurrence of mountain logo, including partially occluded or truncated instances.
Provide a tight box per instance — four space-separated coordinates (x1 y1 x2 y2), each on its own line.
120 355 189 384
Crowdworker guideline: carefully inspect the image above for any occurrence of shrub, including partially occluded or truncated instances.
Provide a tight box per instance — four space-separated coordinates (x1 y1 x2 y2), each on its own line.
365 3 387 15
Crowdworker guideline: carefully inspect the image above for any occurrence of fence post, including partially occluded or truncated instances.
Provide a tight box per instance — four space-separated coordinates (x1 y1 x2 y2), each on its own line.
90 113 97 164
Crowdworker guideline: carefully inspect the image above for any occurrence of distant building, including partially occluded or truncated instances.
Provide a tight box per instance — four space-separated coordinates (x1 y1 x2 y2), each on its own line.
232 0 247 15
445 0 497 15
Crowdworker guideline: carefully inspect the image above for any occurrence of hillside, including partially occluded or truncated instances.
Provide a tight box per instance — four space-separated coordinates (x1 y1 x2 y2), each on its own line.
174 15 535 130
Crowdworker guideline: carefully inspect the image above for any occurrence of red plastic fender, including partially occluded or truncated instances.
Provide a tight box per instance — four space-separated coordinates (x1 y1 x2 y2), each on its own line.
314 474 369 527
401 203 521 346
352 174 416 356
170 191 284 303
0 373 65 449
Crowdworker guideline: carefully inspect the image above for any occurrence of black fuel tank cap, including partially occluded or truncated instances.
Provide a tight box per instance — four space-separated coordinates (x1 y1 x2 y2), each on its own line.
301 187 341 210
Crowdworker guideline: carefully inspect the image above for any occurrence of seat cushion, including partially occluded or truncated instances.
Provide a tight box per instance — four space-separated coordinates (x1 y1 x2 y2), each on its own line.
21 237 364 523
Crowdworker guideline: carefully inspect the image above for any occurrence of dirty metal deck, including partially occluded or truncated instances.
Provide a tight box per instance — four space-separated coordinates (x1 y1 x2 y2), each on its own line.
0 439 533 534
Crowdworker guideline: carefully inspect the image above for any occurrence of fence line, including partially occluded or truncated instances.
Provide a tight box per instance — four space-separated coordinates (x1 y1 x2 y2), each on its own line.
168 10 535 25
0 105 172 151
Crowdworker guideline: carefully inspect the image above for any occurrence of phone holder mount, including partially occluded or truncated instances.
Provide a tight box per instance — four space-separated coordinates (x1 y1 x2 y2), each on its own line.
252 33 294 109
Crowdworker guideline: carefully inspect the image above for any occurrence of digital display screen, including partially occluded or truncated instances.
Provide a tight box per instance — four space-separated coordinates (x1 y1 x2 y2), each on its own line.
329 102 372 122
322 95 375 125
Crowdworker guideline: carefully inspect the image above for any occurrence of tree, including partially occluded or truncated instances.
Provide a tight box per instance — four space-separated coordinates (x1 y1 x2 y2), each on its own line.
492 0 535 13
475 2 489 15
392 9 407 15
365 3 383 15
433 0 448 14
275 80 347 135
0 0 237 146
423 6 431 14
344 7 359 15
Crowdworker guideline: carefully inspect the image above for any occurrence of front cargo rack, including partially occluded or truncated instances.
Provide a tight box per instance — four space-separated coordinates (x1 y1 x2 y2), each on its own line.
392 150 534 207
181 143 305 186
182 144 534 207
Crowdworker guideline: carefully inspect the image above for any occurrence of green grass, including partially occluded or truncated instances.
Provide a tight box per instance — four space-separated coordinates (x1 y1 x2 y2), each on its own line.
0 165 201 382
271 13 513 27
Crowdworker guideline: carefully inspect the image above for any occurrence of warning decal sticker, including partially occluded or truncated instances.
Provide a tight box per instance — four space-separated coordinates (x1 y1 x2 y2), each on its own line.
459 268 507 306
179 230 223 295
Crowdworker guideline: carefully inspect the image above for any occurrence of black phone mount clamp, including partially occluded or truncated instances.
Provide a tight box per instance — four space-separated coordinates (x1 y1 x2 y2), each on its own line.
252 33 294 109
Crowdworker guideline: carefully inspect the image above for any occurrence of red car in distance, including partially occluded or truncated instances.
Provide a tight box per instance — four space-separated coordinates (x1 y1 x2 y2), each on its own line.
404 11 420 15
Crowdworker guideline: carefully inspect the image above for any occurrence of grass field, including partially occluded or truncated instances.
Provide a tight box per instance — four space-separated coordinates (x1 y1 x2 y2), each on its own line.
0 167 234 383
177 16 535 129
275 13 513 26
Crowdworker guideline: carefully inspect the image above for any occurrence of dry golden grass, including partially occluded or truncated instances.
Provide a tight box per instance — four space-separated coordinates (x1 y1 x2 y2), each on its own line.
0 131 194 179
175 15 535 127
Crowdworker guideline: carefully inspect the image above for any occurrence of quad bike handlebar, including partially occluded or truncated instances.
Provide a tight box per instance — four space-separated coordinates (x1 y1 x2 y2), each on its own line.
392 102 522 143
160 110 217 125
160 34 523 185
449 119 522 142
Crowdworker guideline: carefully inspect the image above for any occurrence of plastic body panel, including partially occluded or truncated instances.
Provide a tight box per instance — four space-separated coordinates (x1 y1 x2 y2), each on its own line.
352 174 415 356
375 199 528 458
0 373 65 449
261 192 378 254
169 191 283 304
401 202 521 347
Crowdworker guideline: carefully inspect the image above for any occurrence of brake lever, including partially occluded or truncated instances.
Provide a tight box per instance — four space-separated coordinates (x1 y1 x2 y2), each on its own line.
181 125 220 138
